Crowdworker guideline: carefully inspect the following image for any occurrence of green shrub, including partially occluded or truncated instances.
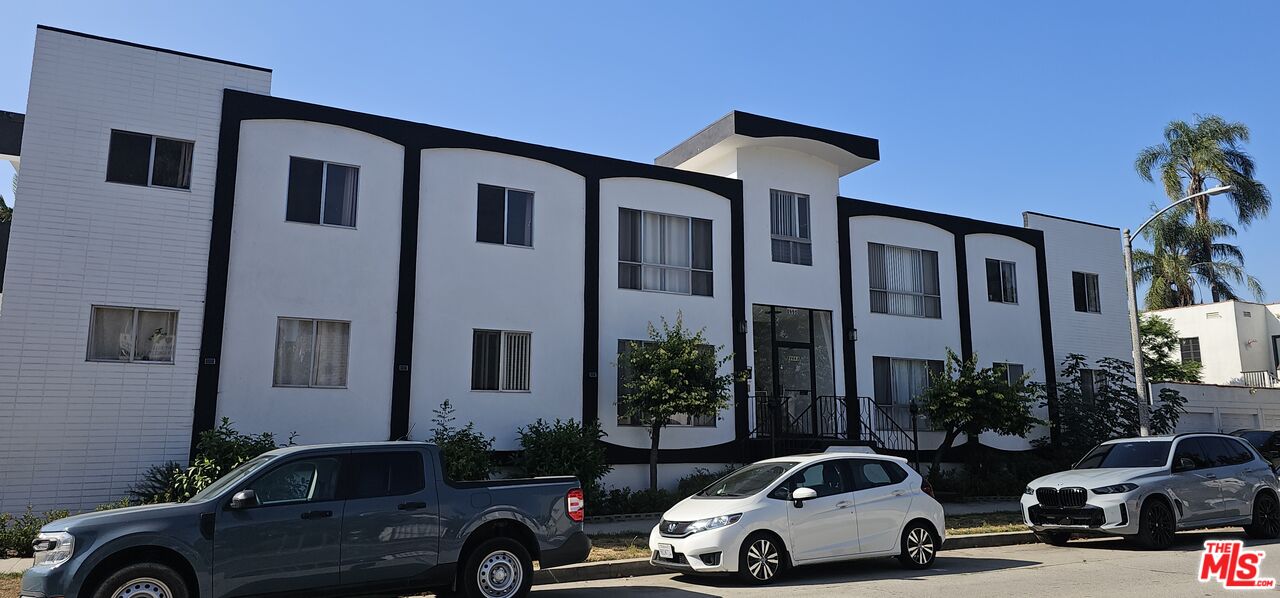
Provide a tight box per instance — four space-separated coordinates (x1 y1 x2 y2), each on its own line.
95 498 133 512
929 451 1060 499
515 418 611 493
431 400 494 481
0 506 70 558
195 417 290 475
141 419 292 503
129 461 183 504
675 465 740 498
588 487 680 516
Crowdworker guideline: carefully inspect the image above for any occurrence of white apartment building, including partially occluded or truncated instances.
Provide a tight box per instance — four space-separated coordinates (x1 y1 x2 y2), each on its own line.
0 26 1132 510
1147 300 1280 388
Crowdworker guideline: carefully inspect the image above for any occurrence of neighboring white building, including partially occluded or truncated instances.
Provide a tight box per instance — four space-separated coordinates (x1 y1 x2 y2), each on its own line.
1147 300 1280 388
0 26 1131 510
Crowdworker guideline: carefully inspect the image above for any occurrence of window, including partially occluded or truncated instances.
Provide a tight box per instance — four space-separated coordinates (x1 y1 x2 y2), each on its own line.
848 459 908 490
994 362 1026 385
87 306 178 363
985 259 1018 303
342 452 426 499
250 457 341 505
1078 368 1104 404
476 184 534 247
869 243 941 318
286 157 359 227
471 330 531 391
1072 272 1101 313
773 461 848 499
1179 337 1202 364
872 357 944 430
106 130 194 190
273 318 351 388
618 208 712 296
617 339 715 427
770 189 812 265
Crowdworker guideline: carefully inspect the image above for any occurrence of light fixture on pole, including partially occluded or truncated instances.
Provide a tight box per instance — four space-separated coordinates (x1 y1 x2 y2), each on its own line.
1124 185 1233 436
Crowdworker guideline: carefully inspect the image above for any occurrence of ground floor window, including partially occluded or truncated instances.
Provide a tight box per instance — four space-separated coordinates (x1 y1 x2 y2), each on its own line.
273 318 351 388
87 306 178 363
471 329 532 392
871 356 943 431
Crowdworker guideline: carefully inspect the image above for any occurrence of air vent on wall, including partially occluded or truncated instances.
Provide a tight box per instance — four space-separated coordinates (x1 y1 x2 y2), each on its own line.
1207 312 1222 319
1243 311 1252 317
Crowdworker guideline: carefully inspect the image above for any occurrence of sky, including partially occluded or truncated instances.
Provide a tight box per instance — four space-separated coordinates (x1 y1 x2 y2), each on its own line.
1 1 1277 302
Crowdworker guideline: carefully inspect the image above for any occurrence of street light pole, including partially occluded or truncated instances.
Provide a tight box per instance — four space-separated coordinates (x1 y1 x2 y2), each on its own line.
1124 185 1233 436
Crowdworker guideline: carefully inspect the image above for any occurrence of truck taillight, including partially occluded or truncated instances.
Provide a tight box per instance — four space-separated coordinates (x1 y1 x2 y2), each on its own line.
567 488 585 522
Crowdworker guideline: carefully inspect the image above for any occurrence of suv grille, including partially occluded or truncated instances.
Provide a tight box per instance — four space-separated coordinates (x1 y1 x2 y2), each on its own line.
1036 487 1088 508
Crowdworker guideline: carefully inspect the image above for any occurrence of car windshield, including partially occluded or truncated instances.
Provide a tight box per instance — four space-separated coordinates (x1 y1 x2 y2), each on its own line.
696 461 798 498
1239 431 1271 448
1075 441 1171 469
186 455 274 503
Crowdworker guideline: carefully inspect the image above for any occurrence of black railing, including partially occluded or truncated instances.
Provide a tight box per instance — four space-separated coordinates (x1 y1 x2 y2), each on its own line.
749 394 919 467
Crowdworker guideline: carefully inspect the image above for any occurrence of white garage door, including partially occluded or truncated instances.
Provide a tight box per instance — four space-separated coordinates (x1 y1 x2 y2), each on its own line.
1220 413 1259 433
1176 412 1217 434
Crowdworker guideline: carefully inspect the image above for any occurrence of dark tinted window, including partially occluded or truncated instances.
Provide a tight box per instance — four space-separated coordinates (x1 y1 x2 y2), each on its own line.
476 184 506 244
697 461 797 498
505 189 533 246
344 452 426 499
151 137 194 189
286 157 324 224
1199 437 1242 467
776 461 849 499
106 130 153 185
252 457 341 505
1238 431 1273 449
1172 438 1213 470
849 459 908 490
471 330 501 390
322 163 359 227
1076 441 1171 468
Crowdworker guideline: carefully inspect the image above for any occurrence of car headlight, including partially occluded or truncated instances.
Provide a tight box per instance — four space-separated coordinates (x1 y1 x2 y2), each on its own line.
1024 486 1034 495
32 532 74 567
685 514 742 534
1091 483 1139 495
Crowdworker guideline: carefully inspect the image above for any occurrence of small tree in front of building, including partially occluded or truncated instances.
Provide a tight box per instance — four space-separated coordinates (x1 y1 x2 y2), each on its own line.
1051 353 1188 461
919 350 1043 476
617 314 737 492
1140 314 1203 383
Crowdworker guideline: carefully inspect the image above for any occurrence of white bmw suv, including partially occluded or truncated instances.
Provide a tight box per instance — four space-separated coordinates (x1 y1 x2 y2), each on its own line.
649 450 945 584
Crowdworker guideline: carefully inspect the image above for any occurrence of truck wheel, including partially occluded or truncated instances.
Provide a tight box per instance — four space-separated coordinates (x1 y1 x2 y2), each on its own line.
463 537 533 598
91 562 189 598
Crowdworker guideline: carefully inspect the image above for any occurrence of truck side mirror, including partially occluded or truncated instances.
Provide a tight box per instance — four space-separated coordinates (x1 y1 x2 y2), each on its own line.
791 487 817 508
230 489 259 510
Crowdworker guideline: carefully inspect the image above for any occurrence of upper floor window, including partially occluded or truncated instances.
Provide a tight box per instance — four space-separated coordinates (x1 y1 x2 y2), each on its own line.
985 259 1018 304
106 130 194 190
1179 337 1202 364
618 208 713 296
274 318 351 388
770 190 812 265
477 184 534 247
471 329 531 392
287 157 359 228
87 306 178 363
1072 272 1101 313
868 242 941 318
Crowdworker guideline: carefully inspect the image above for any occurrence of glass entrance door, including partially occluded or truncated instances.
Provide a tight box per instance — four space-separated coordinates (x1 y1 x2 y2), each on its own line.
752 305 836 436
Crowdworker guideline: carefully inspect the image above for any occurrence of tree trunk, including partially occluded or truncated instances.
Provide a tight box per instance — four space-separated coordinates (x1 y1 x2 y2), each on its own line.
1189 181 1220 302
649 423 662 493
930 428 962 479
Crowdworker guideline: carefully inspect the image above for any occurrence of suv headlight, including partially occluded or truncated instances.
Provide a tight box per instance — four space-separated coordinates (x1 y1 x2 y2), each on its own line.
32 532 74 567
1091 483 1139 495
686 514 742 534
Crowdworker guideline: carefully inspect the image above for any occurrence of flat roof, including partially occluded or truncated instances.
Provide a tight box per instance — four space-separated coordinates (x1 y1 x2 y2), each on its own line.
655 111 880 176
37 25 272 73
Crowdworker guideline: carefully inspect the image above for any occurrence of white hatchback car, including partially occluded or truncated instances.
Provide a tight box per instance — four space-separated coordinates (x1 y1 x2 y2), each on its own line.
649 451 945 584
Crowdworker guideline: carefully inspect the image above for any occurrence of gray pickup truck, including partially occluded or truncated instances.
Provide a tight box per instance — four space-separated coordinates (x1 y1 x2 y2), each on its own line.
20 441 590 598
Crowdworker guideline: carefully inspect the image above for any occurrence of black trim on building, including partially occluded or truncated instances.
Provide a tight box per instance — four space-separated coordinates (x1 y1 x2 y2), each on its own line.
839 198 1060 446
198 90 746 462
1022 211 1121 232
36 25 272 73
655 110 879 170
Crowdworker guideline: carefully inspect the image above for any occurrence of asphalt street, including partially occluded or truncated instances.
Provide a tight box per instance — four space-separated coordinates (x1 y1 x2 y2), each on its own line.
528 532 1280 597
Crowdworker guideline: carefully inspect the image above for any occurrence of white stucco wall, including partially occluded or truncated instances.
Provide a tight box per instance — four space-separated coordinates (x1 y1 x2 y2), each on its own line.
1148 300 1279 386
1157 382 1280 432
0 28 270 511
412 149 586 451
217 120 403 444
597 177 736 450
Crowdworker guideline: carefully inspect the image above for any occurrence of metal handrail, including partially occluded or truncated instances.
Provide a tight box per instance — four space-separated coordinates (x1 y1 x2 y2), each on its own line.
749 394 920 468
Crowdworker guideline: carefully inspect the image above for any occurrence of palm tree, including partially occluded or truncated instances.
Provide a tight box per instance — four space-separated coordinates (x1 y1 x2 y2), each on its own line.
1133 204 1264 309
1135 115 1271 301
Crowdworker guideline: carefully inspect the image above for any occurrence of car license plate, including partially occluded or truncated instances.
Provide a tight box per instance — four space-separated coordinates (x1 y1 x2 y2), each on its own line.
657 543 674 559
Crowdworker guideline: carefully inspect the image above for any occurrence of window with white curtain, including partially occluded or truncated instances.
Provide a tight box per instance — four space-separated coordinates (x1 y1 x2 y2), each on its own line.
106 130 194 190
869 242 942 318
471 330 532 392
286 157 359 227
872 356 943 430
618 208 712 296
770 189 812 265
985 258 1018 303
87 306 178 363
616 339 716 427
273 318 351 388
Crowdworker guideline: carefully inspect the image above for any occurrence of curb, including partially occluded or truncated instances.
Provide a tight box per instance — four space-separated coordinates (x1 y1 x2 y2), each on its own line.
534 531 1041 585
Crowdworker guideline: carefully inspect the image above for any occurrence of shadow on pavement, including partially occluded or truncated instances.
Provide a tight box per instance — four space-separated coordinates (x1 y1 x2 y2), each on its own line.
531 587 720 597
1063 529 1280 552
671 555 1040 590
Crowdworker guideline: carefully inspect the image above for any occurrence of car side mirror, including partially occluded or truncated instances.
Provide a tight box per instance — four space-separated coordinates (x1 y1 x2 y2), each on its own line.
229 489 259 510
791 487 817 508
1173 457 1196 473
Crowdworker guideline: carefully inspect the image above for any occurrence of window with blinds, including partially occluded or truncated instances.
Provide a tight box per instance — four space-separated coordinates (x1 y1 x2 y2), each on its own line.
471 329 532 391
618 208 713 296
273 318 351 388
770 189 812 265
868 242 942 318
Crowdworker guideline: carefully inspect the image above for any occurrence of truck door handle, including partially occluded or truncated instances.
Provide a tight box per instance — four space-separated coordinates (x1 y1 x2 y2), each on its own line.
398 501 427 511
301 510 333 520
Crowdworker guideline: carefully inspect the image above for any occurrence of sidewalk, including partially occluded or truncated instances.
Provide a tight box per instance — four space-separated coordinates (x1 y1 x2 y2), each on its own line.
1 557 33 574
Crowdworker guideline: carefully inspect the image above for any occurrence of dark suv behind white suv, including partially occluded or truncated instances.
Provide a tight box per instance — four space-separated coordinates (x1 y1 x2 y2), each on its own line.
1022 433 1280 549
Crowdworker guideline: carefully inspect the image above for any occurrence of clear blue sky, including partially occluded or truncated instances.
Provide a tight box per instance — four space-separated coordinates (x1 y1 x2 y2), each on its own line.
2 1 1276 302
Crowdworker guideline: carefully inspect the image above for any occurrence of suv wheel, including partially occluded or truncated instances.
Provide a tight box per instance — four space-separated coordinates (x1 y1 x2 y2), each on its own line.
91 562 189 598
897 522 939 569
1035 531 1072 546
462 537 533 598
1133 499 1176 550
1245 492 1280 539
737 532 786 585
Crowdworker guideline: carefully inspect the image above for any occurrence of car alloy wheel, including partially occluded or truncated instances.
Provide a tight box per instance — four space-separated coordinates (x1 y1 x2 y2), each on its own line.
1142 501 1175 549
476 549 523 598
906 527 935 566
746 538 780 581
110 578 173 598
1247 493 1280 539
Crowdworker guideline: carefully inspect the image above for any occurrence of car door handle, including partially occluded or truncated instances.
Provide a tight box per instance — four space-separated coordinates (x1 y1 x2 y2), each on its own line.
1203 474 1218 480
836 501 853 510
892 490 907 497
301 510 333 520
398 501 427 511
